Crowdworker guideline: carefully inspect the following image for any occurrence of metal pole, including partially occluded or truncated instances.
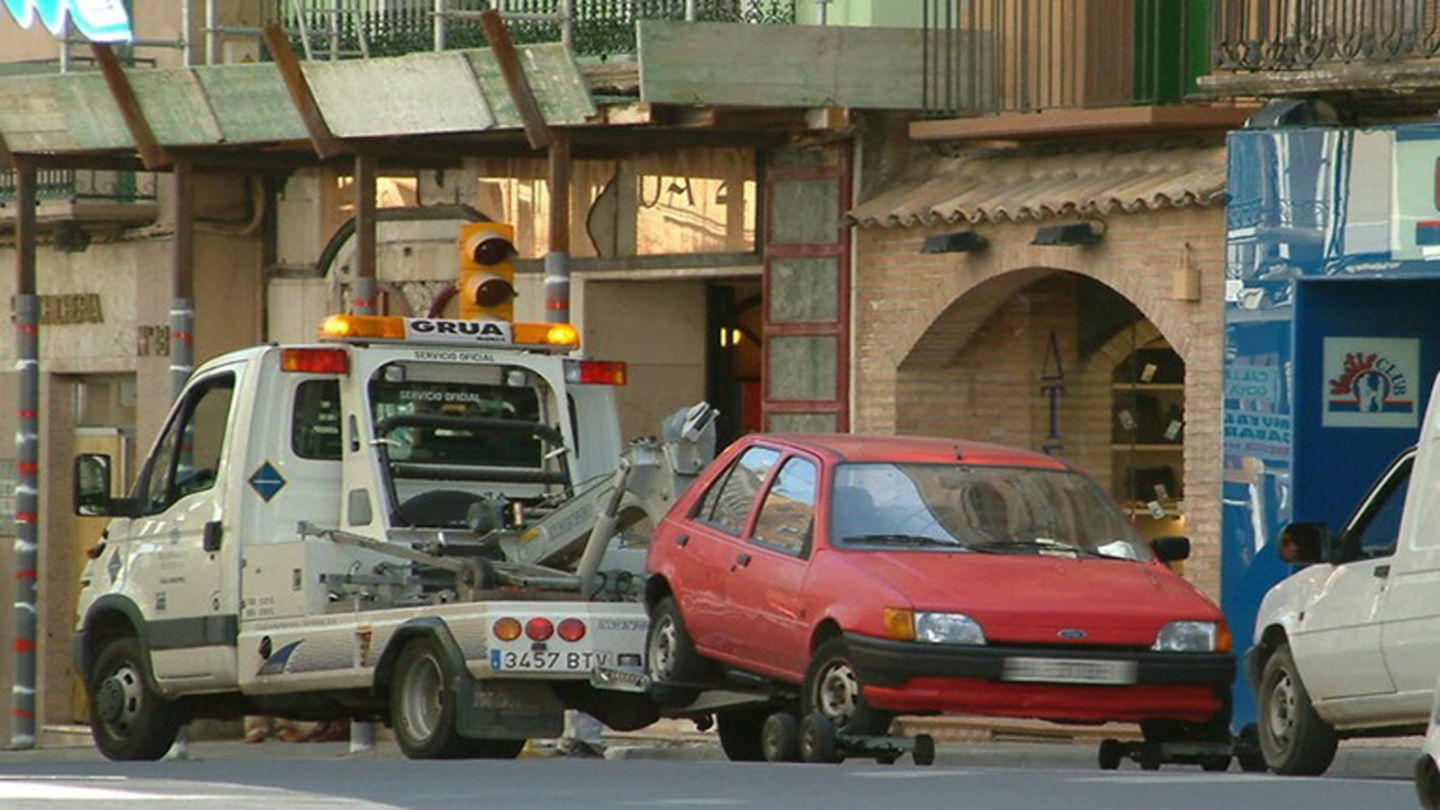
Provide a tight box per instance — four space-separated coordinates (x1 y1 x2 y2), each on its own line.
206 0 219 64
560 0 574 49
545 131 571 324
10 161 38 750
170 163 195 399
182 0 194 66
352 154 378 316
433 0 446 51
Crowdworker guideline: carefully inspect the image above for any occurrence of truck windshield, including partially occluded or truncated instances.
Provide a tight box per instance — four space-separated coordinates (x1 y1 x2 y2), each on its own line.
830 463 1150 561
369 375 546 469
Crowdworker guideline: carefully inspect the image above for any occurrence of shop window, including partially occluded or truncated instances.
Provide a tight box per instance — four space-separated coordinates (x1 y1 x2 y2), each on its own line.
1112 339 1185 535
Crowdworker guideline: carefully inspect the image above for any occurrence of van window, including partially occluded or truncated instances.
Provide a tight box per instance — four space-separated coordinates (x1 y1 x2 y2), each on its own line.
1346 457 1412 559
369 371 546 469
292 380 342 460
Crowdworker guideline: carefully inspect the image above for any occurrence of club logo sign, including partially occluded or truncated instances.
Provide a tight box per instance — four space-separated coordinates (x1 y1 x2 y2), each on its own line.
3 0 131 43
1323 337 1420 429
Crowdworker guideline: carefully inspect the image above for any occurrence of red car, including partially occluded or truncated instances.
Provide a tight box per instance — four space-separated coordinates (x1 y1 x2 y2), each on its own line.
643 433 1234 761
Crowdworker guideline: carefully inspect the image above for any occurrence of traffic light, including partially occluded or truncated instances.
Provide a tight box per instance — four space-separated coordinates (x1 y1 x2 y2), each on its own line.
457 222 517 320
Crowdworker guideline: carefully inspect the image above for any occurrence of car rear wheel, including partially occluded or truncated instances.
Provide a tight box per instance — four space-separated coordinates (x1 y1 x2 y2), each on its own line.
802 638 893 736
1256 644 1338 776
645 597 710 683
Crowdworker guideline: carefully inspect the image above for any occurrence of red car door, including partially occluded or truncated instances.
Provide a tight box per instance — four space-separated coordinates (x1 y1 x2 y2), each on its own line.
667 444 781 662
725 453 820 680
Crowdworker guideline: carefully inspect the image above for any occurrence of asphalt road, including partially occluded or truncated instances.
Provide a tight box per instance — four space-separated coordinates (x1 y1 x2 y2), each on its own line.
0 739 1420 810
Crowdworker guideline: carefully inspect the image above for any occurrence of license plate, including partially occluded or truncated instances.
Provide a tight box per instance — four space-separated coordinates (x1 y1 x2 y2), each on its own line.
490 649 611 671
1001 657 1138 685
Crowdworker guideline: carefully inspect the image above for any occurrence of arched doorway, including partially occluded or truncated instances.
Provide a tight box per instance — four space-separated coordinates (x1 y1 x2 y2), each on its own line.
896 269 1188 542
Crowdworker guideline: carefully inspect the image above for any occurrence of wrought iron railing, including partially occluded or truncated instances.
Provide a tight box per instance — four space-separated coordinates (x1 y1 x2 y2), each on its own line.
0 169 158 205
922 0 1212 118
1212 0 1440 71
274 0 795 61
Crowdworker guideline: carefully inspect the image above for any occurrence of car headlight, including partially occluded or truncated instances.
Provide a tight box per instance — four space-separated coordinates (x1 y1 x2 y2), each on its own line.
1151 620 1223 652
915 612 987 645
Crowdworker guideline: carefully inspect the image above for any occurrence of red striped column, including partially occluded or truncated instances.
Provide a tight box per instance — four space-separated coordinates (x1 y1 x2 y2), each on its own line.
11 162 38 749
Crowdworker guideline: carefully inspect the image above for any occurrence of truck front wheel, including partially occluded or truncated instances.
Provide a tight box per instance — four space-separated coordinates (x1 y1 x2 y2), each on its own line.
391 637 471 759
88 636 181 761
1257 644 1338 775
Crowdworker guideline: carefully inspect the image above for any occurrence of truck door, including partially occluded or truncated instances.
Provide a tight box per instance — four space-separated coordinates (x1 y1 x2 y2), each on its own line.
120 367 242 686
1292 453 1411 701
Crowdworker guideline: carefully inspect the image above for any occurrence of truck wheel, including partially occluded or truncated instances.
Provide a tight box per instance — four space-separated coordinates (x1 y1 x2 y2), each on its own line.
716 707 768 762
802 638 893 736
799 713 843 764
391 637 470 759
87 636 182 761
1257 644 1338 775
761 712 801 762
646 598 709 683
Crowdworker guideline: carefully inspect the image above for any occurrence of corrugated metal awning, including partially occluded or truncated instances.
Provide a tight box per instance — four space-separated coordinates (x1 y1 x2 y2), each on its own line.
848 141 1226 228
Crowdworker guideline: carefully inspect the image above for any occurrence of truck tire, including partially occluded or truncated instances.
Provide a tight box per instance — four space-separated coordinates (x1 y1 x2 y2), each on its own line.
715 707 768 762
1257 644 1338 775
645 597 710 683
802 638 893 736
87 636 182 761
391 636 472 759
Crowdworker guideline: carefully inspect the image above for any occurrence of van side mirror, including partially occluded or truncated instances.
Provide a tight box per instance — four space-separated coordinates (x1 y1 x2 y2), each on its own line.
1278 522 1328 564
74 453 115 516
1150 535 1190 563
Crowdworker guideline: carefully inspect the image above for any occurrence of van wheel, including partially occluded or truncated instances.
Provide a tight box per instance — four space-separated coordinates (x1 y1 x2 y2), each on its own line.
645 598 710 683
88 636 182 761
391 637 470 759
1257 644 1338 775
802 638 893 736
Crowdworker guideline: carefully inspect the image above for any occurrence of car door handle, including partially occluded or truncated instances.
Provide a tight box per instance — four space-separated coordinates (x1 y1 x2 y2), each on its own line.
732 552 752 571
675 534 689 548
1373 564 1391 578
203 520 223 553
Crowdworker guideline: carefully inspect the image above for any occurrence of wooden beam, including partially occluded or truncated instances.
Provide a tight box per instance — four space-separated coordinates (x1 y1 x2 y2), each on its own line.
263 25 348 160
0 130 13 171
479 9 549 151
909 104 1258 142
91 43 172 170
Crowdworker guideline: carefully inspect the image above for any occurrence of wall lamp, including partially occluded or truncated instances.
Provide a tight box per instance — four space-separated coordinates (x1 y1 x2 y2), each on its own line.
1032 221 1104 247
920 230 987 254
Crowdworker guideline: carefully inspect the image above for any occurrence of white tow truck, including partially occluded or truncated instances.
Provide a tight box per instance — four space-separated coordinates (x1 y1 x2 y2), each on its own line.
71 312 716 760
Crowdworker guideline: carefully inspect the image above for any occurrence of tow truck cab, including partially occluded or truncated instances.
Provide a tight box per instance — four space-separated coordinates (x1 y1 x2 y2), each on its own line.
71 313 653 759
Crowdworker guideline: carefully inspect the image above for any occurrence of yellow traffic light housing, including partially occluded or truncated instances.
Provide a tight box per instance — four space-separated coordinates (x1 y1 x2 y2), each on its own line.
458 222 517 320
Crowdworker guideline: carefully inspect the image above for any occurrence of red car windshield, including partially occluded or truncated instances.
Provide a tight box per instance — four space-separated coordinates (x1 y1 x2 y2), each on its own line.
830 462 1150 561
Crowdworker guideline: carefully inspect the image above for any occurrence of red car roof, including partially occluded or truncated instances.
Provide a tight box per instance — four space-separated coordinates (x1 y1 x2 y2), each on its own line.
755 433 1072 470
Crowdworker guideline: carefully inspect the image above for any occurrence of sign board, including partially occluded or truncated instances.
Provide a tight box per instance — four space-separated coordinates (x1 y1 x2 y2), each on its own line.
1322 337 1421 428
3 0 132 43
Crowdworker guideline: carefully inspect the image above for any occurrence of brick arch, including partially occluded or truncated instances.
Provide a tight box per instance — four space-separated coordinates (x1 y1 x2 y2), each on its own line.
1089 320 1168 379
888 265 1191 373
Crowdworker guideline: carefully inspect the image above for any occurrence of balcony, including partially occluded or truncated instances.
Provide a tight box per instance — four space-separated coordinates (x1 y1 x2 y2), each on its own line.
1204 0 1440 110
915 0 1252 141
0 169 159 225
272 0 796 61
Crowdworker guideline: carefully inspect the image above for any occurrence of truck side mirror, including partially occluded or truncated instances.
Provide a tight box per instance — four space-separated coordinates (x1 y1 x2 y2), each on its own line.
1150 535 1190 563
74 453 114 516
1278 522 1328 564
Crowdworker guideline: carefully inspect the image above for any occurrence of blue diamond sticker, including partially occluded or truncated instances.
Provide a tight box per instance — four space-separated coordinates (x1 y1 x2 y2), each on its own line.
248 462 286 503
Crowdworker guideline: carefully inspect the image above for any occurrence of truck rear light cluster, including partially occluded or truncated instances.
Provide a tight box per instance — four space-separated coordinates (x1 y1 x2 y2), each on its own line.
564 359 627 386
491 616 589 643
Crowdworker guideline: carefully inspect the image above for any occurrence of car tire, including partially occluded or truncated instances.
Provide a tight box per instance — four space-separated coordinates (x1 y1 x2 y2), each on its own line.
391 636 471 759
802 638 893 736
87 636 182 761
1256 644 1338 776
645 597 711 684
912 733 936 767
716 708 768 762
1098 739 1124 770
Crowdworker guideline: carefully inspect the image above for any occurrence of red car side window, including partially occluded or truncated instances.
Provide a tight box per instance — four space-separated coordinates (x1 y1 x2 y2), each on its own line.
751 456 818 557
693 446 781 536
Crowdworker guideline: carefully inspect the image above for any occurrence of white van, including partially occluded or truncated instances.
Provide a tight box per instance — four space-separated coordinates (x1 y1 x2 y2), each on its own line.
1249 374 1440 775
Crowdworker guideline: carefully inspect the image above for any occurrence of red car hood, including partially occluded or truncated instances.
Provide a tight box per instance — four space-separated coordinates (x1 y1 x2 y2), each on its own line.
828 550 1222 647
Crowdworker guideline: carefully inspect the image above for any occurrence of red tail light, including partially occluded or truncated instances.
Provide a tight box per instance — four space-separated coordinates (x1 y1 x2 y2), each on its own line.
557 618 586 642
565 360 627 386
281 348 348 374
525 617 554 641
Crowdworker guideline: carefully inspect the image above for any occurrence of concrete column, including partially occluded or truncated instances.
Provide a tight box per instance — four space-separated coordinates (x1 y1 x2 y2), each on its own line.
10 162 38 750
545 131 571 324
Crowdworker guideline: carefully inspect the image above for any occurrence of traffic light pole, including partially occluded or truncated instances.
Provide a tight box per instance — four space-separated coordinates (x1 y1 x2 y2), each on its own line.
545 130 571 324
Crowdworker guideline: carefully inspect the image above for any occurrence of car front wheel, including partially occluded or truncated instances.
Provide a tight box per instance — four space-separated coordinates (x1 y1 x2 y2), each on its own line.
1256 643 1338 775
802 638 893 736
